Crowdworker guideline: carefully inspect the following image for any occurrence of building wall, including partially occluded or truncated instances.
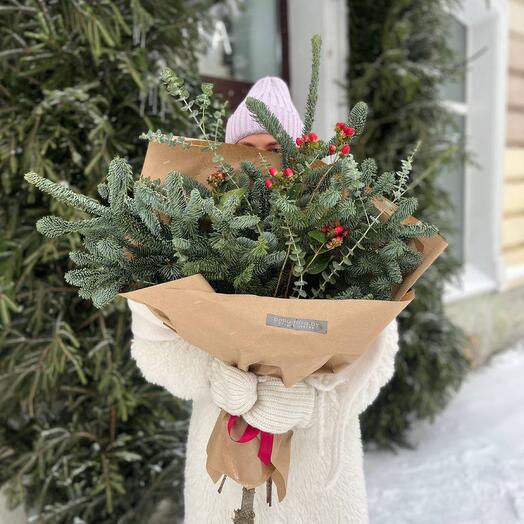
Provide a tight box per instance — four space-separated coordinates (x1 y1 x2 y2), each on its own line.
434 0 524 365
503 0 524 280
287 0 348 140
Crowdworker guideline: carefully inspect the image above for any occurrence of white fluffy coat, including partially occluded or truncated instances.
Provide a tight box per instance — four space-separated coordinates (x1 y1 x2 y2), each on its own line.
130 301 398 524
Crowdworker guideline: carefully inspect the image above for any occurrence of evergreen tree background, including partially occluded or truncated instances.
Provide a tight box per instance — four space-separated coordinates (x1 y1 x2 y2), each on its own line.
0 1 219 522
347 0 468 446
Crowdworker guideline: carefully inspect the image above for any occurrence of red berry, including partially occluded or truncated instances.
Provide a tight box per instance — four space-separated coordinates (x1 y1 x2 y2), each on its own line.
340 144 350 155
309 132 318 142
268 167 277 177
296 137 303 146
264 179 273 188
284 167 293 178
328 144 337 154
334 225 344 234
335 235 344 242
303 134 310 142
343 126 355 137
335 122 345 129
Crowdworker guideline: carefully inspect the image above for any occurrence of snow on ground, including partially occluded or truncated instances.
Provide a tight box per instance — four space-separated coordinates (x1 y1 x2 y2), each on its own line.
365 344 524 524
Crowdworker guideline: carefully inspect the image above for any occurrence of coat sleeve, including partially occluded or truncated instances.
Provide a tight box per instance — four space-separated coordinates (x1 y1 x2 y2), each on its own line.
306 320 399 419
128 300 213 401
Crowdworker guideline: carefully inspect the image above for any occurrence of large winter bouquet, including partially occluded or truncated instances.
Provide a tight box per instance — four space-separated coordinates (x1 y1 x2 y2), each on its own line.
26 35 446 521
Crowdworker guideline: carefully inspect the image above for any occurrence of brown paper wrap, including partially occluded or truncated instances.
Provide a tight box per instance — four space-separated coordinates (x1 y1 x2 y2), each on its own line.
121 274 416 386
142 140 282 186
124 139 448 498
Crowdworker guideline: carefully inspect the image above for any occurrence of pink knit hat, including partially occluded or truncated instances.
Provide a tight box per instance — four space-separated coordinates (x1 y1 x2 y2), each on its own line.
225 77 303 144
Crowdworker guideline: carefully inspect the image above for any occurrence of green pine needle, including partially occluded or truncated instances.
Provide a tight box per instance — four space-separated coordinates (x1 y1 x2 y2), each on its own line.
302 34 322 134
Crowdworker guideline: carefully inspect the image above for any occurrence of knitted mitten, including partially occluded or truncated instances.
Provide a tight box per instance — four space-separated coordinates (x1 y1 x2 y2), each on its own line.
243 376 315 434
208 359 258 416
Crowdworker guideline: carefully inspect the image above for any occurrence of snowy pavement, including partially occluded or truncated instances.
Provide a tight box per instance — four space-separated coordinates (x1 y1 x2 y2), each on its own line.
365 344 524 524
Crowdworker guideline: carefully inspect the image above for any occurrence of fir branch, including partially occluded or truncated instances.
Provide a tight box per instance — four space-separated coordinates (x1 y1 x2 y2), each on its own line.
245 97 296 157
25 173 107 216
107 157 133 211
348 101 368 136
302 34 322 135
36 216 104 238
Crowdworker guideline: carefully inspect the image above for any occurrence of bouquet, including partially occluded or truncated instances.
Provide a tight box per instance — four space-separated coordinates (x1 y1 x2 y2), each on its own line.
26 35 446 523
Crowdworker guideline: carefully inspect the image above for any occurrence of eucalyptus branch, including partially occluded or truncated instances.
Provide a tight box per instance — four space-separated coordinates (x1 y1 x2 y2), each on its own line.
274 243 291 297
283 223 306 298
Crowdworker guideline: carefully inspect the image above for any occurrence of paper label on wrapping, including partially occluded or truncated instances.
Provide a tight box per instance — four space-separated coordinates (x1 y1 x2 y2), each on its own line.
266 313 328 334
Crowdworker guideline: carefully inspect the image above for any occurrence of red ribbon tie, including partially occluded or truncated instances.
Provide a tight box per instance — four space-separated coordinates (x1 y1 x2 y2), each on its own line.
227 415 275 466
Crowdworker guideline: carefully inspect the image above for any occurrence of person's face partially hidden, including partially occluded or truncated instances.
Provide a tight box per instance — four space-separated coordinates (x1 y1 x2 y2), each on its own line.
237 133 281 153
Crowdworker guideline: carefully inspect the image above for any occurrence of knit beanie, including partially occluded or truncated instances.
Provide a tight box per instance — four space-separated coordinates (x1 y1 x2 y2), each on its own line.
225 77 303 144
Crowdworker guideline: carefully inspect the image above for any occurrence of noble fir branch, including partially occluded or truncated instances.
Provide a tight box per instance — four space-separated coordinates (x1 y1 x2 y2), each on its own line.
107 157 134 211
36 216 104 238
302 34 322 135
245 97 296 158
348 101 368 136
25 173 108 216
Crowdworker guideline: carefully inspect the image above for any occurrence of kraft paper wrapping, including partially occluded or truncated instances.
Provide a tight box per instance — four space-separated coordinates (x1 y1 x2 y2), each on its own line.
121 275 416 386
124 139 448 498
141 140 282 186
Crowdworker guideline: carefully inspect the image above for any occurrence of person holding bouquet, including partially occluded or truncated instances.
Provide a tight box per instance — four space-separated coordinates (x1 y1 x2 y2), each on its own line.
129 76 399 524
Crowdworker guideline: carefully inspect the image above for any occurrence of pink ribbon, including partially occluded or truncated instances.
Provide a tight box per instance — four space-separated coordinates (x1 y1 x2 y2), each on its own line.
227 415 275 466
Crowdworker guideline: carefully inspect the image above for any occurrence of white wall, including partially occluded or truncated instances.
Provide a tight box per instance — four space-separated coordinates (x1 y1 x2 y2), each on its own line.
445 0 509 301
287 0 348 140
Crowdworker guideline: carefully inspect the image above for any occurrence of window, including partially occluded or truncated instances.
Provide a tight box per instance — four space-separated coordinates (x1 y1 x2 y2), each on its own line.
440 14 468 265
441 1 507 301
198 1 288 110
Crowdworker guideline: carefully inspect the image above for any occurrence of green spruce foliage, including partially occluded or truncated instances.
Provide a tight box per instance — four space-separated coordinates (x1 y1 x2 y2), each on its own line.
0 1 219 522
28 37 439 311
347 0 468 446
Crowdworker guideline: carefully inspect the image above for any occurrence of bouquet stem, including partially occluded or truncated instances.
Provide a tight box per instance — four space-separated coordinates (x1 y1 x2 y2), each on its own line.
232 487 255 524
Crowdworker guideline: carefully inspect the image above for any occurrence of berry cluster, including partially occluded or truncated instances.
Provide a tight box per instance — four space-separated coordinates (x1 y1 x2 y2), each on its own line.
328 143 351 156
327 122 356 157
295 132 318 146
207 171 226 190
319 223 350 250
295 132 324 156
264 166 294 189
335 122 355 138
